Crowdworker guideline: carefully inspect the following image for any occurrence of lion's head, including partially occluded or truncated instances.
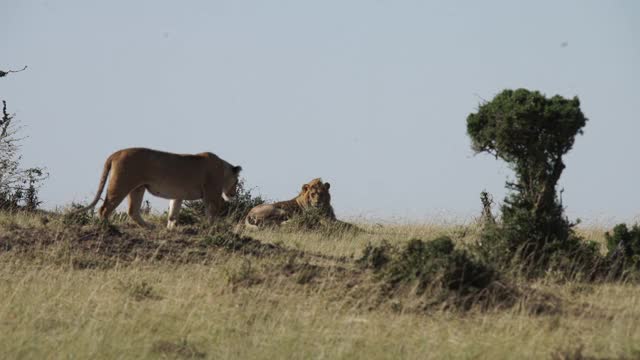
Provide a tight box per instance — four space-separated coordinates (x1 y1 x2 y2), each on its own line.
221 164 243 201
297 178 332 211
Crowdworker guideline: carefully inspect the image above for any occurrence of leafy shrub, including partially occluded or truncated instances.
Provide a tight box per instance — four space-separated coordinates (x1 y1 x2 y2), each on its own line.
544 237 604 281
178 178 265 225
358 237 505 310
606 223 640 258
222 178 266 222
605 223 640 272
472 215 604 280
358 240 393 270
386 237 495 294
359 237 565 312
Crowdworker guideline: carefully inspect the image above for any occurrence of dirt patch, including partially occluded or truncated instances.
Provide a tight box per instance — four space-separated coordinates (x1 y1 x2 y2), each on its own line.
0 223 355 270
0 225 273 263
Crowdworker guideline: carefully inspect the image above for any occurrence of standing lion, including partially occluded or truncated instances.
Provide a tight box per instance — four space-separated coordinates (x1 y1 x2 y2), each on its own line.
73 147 242 228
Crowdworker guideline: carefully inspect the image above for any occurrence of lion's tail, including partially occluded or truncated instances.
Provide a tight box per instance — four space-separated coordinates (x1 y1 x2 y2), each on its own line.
244 215 259 230
232 215 256 233
72 155 113 214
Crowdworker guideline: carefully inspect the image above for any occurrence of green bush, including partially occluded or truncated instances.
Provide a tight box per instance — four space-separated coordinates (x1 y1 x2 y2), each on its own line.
544 237 604 281
359 237 499 308
385 237 495 294
220 178 266 222
472 214 604 280
605 223 640 271
178 178 265 225
358 240 393 270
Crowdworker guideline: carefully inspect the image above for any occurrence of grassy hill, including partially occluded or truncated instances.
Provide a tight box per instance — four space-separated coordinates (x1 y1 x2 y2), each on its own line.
0 211 638 359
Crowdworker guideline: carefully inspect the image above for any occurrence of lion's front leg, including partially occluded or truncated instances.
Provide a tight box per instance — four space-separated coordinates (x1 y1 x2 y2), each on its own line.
204 198 223 225
202 181 224 225
167 199 182 229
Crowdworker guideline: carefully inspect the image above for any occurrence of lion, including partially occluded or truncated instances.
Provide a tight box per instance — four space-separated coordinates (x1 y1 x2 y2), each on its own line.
73 147 242 229
243 178 335 228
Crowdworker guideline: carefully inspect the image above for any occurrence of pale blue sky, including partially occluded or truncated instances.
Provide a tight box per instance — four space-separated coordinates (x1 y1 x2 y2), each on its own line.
2 1 639 223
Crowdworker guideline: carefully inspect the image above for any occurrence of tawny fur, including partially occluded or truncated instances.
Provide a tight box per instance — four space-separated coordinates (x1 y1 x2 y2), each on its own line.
243 178 335 229
74 147 242 228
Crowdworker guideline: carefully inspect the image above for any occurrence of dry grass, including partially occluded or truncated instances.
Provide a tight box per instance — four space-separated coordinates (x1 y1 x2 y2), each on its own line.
0 211 639 359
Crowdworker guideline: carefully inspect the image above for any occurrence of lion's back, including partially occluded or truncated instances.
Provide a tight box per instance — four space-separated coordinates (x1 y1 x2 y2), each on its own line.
108 148 217 191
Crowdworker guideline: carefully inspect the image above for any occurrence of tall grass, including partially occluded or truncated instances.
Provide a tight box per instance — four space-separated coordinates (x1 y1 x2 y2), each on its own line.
0 211 638 359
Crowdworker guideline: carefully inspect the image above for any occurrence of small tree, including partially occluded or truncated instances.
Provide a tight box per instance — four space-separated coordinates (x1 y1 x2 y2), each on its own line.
467 89 587 266
0 67 47 211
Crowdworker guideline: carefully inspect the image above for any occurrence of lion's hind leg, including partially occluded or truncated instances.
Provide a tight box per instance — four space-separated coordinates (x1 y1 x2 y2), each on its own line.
245 205 290 229
127 186 151 228
99 190 129 222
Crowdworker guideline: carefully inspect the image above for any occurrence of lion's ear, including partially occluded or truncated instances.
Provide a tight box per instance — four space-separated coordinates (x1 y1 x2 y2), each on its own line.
302 184 309 192
324 182 330 190
232 165 242 174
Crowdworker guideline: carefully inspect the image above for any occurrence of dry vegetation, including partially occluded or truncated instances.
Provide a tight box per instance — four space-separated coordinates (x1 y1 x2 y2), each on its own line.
1 211 639 359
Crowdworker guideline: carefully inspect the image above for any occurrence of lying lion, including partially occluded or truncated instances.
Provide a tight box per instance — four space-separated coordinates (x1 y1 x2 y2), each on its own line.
73 147 242 228
243 178 336 229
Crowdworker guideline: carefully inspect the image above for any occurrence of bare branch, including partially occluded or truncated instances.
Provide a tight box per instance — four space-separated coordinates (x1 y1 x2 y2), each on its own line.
473 92 489 104
0 65 28 78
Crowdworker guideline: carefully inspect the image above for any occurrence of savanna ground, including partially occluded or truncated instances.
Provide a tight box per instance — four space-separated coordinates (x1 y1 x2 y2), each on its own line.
1 211 639 360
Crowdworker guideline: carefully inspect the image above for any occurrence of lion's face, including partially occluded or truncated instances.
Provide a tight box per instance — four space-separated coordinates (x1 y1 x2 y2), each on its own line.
301 179 331 209
222 164 243 202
